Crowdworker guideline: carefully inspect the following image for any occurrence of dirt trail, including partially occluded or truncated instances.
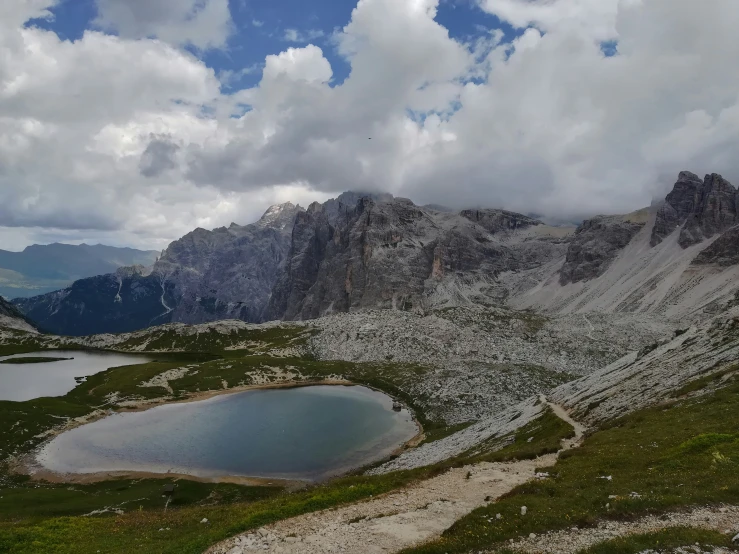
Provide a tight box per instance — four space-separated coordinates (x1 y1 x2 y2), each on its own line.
208 399 584 554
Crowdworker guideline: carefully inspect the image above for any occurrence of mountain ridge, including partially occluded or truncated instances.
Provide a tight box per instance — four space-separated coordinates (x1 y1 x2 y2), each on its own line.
13 171 739 336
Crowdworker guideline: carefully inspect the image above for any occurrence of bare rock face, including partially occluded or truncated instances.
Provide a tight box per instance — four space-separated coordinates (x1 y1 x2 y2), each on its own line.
266 196 569 320
155 202 302 324
459 209 540 235
693 226 739 266
559 215 645 285
651 171 738 247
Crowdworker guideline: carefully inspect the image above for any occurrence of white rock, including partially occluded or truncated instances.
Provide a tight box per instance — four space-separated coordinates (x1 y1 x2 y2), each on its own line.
521 506 527 516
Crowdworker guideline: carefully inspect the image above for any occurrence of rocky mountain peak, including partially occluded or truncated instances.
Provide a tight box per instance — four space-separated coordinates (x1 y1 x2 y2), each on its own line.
652 171 738 247
256 202 303 230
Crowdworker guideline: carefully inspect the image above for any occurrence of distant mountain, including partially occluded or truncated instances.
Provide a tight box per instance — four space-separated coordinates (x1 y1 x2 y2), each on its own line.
0 243 159 299
14 193 571 335
16 173 739 337
14 204 304 336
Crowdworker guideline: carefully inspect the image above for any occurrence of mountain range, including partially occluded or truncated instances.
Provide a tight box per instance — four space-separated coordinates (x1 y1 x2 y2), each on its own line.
0 243 159 300
12 171 739 336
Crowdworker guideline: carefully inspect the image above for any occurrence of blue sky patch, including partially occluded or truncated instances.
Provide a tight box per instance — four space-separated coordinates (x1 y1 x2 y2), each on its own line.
27 0 518 93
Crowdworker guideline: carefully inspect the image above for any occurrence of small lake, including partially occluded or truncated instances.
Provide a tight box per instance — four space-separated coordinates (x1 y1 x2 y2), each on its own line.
37 385 418 481
0 351 153 402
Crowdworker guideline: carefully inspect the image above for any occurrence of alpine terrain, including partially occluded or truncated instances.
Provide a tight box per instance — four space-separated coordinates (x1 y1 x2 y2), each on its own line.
2 172 739 554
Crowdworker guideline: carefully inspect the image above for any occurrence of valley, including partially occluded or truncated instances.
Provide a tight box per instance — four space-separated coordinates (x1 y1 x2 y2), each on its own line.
2 173 739 553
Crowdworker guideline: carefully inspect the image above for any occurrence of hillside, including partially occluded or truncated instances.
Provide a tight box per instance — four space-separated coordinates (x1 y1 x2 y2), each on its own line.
0 243 158 299
0 296 37 334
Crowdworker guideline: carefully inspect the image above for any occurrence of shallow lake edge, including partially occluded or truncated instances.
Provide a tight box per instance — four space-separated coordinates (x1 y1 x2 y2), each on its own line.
15 379 424 487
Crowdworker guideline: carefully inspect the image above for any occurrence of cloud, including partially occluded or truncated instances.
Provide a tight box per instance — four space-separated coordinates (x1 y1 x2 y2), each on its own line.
94 0 233 49
4 0 739 251
283 28 325 43
139 135 181 178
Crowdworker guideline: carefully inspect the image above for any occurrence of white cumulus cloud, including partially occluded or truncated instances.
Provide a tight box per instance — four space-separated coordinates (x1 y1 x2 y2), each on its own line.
2 0 739 251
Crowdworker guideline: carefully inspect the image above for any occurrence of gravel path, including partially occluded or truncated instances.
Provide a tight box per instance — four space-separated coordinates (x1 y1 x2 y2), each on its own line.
207 401 585 554
496 505 739 553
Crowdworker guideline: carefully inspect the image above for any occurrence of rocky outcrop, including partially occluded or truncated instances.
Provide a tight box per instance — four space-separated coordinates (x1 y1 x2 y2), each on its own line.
459 209 540 235
0 296 37 333
154 202 302 325
14 203 303 336
560 215 645 285
266 197 569 320
651 171 738 247
693 226 739 266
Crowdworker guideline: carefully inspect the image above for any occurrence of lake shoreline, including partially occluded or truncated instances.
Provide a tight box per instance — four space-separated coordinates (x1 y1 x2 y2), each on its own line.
14 379 424 487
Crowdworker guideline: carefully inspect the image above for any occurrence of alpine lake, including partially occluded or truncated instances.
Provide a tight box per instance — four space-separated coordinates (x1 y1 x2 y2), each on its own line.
0 351 418 483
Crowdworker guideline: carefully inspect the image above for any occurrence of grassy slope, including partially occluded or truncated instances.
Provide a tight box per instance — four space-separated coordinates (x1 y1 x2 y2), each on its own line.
403 373 739 554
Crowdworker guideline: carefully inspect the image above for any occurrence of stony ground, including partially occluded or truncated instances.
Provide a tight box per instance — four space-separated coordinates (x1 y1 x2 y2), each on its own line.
310 307 675 376
496 505 739 554
310 307 677 423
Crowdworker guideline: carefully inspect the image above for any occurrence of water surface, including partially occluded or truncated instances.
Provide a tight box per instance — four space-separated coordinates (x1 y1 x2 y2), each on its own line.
38 385 418 481
0 351 152 402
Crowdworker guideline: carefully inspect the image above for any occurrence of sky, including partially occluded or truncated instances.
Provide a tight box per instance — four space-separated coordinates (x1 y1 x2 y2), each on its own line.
2 0 739 251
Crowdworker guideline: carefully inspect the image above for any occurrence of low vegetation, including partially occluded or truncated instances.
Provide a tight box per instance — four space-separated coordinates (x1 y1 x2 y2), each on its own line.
402 373 739 553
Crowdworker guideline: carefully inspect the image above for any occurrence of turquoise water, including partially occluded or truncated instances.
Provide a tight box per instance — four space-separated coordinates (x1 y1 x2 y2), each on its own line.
0 351 153 402
38 385 418 481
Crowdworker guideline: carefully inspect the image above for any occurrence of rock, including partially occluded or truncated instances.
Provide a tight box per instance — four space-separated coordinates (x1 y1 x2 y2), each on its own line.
459 209 541 234
0 297 38 333
521 506 528 516
693 226 739 266
560 214 645 285
267 196 569 321
680 173 737 247
651 171 739 248
651 171 704 246
733 533 739 543
200 518 209 524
